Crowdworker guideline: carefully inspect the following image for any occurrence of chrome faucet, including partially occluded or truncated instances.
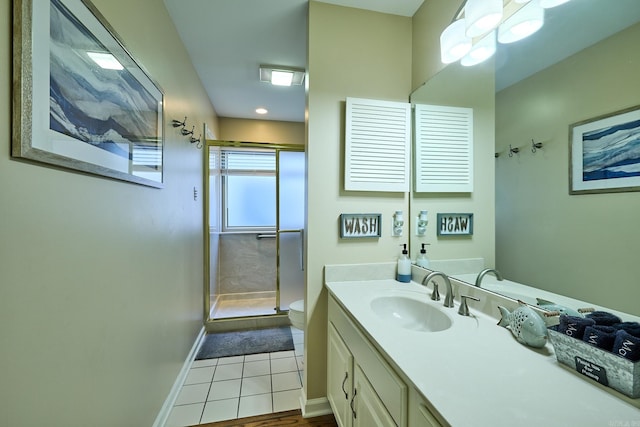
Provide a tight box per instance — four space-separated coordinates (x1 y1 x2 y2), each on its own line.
422 271 454 308
475 268 503 288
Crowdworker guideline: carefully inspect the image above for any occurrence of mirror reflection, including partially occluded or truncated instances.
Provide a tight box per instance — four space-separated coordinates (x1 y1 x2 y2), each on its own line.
410 0 640 317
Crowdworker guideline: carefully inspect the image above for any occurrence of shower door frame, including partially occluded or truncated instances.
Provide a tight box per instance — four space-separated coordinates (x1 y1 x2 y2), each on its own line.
203 140 305 327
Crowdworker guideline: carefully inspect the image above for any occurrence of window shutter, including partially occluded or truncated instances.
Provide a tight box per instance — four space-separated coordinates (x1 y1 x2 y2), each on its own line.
345 97 411 192
414 104 473 193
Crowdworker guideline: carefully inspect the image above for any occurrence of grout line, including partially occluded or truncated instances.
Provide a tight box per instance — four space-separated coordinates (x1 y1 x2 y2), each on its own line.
197 363 218 423
268 351 273 414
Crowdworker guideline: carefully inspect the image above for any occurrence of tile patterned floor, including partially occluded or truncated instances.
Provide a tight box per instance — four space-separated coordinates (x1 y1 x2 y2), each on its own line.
165 327 304 427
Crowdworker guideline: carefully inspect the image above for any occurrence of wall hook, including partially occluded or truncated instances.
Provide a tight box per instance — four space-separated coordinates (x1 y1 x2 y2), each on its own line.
172 116 186 128
509 144 520 157
495 152 500 158
531 139 543 153
181 125 194 136
190 134 202 149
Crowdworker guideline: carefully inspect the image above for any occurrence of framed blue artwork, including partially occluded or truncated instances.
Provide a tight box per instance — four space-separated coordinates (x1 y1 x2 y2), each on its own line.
570 105 640 195
13 0 164 188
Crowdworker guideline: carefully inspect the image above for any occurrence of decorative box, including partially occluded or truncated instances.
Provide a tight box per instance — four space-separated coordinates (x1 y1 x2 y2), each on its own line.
547 327 639 398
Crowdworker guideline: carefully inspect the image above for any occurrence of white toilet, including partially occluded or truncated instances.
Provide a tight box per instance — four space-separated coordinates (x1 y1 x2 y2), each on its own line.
288 299 305 330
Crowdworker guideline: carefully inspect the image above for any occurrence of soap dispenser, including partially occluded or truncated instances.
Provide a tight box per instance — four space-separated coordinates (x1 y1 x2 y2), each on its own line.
397 244 411 283
416 243 430 269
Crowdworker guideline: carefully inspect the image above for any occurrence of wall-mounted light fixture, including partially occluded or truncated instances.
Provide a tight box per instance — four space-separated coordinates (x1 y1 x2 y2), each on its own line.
461 30 496 67
416 210 429 236
464 0 503 38
440 0 571 67
259 65 305 87
440 19 471 64
498 0 544 44
392 210 404 237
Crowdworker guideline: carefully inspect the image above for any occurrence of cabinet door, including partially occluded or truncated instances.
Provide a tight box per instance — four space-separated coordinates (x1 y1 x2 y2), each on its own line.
409 389 443 427
352 365 396 427
328 323 353 427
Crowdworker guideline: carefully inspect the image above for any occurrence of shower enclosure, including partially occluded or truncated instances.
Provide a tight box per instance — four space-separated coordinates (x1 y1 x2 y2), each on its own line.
204 142 305 326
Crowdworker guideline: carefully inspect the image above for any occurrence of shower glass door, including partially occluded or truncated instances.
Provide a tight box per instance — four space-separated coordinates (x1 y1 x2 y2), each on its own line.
277 150 305 311
204 142 305 323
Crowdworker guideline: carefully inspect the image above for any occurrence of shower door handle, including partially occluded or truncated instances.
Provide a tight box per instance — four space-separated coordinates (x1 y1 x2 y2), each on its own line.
299 228 304 271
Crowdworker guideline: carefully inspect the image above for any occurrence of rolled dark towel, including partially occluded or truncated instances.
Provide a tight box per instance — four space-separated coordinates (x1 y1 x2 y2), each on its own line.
558 314 596 340
613 322 640 338
582 325 617 351
586 311 622 326
612 330 640 362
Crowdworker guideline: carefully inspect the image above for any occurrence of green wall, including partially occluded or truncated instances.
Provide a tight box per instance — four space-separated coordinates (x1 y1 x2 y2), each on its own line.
1 0 218 425
496 23 640 316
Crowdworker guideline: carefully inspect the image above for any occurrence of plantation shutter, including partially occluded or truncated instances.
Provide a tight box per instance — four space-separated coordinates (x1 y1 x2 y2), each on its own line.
414 104 473 193
345 97 411 192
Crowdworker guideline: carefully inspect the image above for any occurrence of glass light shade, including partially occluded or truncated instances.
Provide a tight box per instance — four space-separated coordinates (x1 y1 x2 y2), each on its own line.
498 0 544 44
464 0 503 38
539 0 570 8
440 20 472 64
461 31 496 67
271 70 294 86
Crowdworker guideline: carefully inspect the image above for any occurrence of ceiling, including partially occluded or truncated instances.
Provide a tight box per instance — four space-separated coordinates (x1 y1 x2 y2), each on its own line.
162 0 423 124
163 0 640 124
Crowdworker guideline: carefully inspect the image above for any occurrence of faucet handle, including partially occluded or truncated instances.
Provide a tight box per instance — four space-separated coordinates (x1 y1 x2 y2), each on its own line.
430 281 441 301
458 295 480 316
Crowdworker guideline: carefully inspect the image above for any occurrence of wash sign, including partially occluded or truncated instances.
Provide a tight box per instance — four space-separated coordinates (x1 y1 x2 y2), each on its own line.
339 213 382 238
437 213 474 236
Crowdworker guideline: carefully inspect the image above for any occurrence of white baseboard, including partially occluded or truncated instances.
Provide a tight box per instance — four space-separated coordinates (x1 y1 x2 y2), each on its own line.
152 326 206 427
299 388 333 418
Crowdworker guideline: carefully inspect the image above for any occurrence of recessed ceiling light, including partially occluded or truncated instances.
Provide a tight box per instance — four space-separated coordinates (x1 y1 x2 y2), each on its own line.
256 108 268 115
87 51 124 70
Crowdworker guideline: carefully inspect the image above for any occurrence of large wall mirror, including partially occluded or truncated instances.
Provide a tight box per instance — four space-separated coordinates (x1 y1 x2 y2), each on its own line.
410 0 640 317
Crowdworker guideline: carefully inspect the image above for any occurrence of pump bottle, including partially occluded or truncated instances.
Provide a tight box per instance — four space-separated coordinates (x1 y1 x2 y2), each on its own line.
416 243 430 269
397 244 411 283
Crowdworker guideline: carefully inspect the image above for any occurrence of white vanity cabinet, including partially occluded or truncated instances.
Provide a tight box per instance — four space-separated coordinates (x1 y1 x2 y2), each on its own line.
328 323 397 427
408 388 444 427
327 322 354 427
328 295 410 427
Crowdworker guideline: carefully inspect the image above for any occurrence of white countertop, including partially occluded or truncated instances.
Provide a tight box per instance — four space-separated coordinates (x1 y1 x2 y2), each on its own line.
326 278 640 427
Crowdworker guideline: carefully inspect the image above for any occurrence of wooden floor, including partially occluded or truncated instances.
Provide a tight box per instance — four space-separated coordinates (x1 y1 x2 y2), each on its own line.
191 409 338 427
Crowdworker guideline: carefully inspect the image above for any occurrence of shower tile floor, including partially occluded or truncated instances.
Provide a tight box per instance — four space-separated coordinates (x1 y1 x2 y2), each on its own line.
165 326 304 427
212 297 277 319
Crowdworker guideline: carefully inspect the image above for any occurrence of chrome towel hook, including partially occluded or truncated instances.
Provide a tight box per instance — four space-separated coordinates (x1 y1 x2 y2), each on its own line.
171 116 187 128
509 144 520 157
531 139 543 153
181 125 195 137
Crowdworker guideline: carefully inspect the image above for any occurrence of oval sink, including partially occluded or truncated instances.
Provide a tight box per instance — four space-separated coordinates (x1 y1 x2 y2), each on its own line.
370 295 452 332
